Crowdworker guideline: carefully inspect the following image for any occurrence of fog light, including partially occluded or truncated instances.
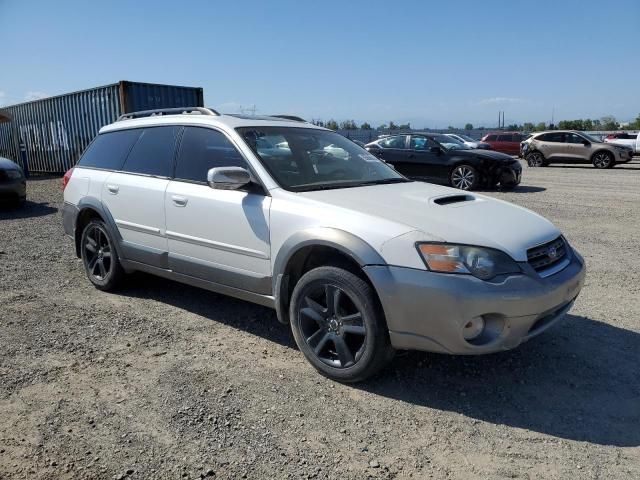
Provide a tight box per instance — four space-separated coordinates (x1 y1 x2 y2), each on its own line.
463 316 485 340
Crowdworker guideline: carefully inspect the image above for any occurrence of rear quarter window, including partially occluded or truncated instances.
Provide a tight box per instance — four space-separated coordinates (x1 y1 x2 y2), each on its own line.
484 135 497 141
77 129 141 170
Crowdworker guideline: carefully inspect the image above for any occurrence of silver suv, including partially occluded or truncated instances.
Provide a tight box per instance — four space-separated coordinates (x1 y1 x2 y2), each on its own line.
62 108 586 382
521 130 633 168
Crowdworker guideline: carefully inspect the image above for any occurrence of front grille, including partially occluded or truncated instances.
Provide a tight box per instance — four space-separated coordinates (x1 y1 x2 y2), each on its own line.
527 237 567 273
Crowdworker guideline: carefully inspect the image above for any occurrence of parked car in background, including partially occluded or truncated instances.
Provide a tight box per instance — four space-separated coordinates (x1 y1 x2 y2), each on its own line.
603 132 639 154
0 157 26 206
365 133 521 190
521 130 634 168
445 133 490 150
62 108 585 382
481 132 525 155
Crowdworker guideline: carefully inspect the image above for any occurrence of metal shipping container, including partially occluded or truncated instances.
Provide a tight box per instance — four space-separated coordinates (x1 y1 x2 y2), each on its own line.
0 81 204 173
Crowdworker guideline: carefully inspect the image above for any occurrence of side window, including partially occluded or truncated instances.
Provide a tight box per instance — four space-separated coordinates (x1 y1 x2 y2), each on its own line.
409 136 430 150
380 135 407 149
568 133 586 144
175 127 246 183
497 134 513 142
546 132 566 143
121 126 180 177
77 129 141 170
485 135 497 141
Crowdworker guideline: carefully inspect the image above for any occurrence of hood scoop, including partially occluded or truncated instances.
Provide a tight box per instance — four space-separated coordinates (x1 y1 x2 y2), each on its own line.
433 194 475 206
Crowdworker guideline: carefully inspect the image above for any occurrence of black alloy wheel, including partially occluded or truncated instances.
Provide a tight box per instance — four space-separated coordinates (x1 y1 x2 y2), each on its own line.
289 266 394 382
81 219 124 290
299 282 366 369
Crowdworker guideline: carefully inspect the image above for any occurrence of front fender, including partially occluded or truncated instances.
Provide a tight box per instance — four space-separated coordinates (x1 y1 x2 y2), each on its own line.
272 227 386 323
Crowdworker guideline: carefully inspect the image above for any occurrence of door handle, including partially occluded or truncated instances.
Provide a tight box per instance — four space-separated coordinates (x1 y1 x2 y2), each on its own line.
171 195 188 207
106 184 119 194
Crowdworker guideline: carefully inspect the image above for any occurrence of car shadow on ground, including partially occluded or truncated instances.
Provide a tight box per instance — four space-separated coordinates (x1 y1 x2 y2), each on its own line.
0 201 58 220
357 314 640 447
115 275 639 446
480 185 546 194
119 272 294 349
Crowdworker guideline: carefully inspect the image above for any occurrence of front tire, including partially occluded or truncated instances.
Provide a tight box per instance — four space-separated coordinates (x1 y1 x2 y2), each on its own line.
289 266 394 383
80 219 124 291
592 151 614 169
450 164 479 190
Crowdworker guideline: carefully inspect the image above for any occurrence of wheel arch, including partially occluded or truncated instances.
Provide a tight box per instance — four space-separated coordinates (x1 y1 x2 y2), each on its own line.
273 228 386 325
591 148 614 162
74 197 124 260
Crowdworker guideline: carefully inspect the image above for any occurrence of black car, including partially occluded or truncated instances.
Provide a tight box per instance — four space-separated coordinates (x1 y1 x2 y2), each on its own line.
365 133 522 190
0 157 26 206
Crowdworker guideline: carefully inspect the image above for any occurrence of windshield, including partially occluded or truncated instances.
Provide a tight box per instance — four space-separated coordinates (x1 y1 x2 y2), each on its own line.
580 133 602 143
237 127 409 192
457 134 475 142
432 134 471 150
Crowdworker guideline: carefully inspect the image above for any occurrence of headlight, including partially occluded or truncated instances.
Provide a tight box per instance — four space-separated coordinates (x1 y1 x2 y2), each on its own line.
5 170 23 179
416 243 521 280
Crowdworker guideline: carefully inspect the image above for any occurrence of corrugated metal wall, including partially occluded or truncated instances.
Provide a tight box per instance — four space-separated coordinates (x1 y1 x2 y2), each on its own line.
0 81 204 173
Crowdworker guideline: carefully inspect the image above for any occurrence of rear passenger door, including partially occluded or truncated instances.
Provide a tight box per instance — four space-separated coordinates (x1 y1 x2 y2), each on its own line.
102 126 181 268
538 132 567 161
165 127 272 295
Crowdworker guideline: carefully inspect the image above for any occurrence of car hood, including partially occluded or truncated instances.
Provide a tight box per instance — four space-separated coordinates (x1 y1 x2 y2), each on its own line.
298 181 559 261
451 148 516 162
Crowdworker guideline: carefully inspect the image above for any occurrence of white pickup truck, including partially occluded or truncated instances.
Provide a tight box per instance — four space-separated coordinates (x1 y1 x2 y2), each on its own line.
604 132 640 154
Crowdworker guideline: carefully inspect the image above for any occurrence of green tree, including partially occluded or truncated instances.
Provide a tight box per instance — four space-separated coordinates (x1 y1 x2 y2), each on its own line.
339 120 357 130
360 122 372 130
377 124 388 130
600 116 618 130
523 122 534 132
464 123 473 130
535 122 547 131
325 119 339 130
389 121 399 130
397 123 411 130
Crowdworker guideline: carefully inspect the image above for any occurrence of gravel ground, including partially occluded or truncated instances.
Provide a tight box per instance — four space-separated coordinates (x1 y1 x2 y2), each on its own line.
1 162 639 479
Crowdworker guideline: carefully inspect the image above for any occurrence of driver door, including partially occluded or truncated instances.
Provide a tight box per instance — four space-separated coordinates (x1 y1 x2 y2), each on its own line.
399 135 448 181
165 127 272 295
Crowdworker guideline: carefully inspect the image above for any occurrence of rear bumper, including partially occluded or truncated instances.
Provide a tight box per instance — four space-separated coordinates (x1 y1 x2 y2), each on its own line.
62 201 79 238
364 249 586 355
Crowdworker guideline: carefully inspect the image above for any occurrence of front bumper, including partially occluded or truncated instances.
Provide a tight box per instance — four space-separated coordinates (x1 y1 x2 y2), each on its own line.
364 249 586 355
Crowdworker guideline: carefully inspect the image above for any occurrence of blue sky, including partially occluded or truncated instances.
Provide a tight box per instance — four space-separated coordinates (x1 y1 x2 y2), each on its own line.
1 0 639 128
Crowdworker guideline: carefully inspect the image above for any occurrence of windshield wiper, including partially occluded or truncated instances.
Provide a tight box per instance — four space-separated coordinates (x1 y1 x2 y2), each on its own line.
351 178 411 187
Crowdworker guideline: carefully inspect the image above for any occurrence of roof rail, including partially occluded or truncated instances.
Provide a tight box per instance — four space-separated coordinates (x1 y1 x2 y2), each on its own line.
117 107 219 121
270 115 307 122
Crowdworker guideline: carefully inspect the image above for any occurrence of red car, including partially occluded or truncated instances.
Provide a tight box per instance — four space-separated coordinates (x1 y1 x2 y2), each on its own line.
480 132 525 155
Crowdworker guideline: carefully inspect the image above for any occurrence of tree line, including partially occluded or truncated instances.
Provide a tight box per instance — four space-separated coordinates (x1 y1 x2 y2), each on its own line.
311 114 640 132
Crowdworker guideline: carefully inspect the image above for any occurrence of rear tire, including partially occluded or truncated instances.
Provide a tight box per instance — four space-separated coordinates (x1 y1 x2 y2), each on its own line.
526 151 546 167
289 266 394 383
592 151 614 169
80 219 124 291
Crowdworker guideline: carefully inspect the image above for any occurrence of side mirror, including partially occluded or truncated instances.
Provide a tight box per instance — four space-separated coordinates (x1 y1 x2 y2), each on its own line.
207 167 251 190
583 140 590 146
429 146 441 154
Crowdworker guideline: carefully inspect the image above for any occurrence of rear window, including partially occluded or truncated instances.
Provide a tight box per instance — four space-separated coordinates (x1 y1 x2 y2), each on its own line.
121 126 181 177
77 130 141 170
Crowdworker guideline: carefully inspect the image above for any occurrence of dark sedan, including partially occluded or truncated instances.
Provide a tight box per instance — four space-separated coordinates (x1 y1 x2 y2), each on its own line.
365 134 521 190
0 157 27 205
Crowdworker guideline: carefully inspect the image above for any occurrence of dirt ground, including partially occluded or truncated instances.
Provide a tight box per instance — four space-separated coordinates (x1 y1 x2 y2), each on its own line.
1 161 639 479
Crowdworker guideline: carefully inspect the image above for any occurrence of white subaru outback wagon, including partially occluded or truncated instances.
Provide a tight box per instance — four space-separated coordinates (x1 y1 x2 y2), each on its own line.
62 107 586 382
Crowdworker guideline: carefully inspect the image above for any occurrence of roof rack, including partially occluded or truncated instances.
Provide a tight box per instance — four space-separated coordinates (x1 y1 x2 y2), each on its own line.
270 115 307 122
117 107 219 121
